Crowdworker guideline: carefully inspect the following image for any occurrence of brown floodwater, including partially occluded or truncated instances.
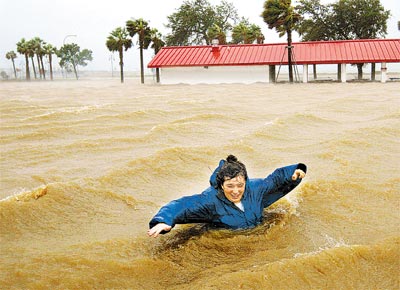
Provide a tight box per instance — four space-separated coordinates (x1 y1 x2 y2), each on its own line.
1 79 399 289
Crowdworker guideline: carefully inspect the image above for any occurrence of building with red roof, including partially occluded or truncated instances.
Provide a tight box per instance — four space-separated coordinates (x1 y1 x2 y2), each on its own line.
147 39 400 84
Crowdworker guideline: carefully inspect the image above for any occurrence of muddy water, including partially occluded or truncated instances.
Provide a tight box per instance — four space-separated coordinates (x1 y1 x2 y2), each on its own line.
1 79 399 289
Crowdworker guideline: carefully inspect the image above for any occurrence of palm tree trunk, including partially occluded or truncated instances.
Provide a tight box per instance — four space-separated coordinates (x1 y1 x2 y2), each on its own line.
31 57 37 79
287 29 293 83
140 44 144 84
25 54 30 81
40 55 46 79
49 54 54 81
12 59 17 79
36 55 42 79
119 48 124 83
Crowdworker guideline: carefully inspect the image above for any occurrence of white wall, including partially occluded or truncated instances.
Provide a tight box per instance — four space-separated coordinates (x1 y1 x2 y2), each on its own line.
158 65 270 84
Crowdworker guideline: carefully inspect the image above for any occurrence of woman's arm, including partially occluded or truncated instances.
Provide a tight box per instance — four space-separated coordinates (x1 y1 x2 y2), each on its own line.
261 163 307 208
148 189 216 237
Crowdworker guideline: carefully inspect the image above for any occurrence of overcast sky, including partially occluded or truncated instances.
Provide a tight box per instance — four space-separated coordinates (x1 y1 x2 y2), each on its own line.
0 0 399 72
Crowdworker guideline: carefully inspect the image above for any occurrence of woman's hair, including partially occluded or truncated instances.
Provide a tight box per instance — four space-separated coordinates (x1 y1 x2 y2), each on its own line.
216 155 248 189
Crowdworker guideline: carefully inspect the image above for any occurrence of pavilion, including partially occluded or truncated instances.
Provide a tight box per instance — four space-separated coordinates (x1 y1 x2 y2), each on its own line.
147 38 400 84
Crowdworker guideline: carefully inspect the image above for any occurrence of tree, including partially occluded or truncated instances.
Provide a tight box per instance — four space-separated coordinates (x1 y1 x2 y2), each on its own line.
296 0 335 79
27 39 38 79
214 0 239 31
57 43 79 79
232 19 252 44
149 28 165 83
43 43 56 80
332 0 390 80
0 71 9 80
296 0 333 41
207 24 227 45
32 37 46 79
165 0 239 46
6 51 17 79
331 0 390 40
106 27 133 83
75 49 93 68
126 18 151 84
16 38 31 80
297 0 390 80
231 19 264 44
57 43 93 79
262 0 301 83
253 25 266 44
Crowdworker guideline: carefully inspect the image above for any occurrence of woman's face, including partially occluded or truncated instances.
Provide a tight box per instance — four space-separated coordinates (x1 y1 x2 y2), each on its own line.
222 175 246 203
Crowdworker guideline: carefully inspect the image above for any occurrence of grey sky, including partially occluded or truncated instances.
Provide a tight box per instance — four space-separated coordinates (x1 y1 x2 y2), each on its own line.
0 0 399 72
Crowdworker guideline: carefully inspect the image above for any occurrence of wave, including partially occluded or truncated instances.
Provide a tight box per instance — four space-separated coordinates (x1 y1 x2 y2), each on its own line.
0 193 301 289
1 174 399 289
15 103 115 121
251 113 339 142
0 182 153 260
181 237 399 290
2 182 397 290
92 108 171 123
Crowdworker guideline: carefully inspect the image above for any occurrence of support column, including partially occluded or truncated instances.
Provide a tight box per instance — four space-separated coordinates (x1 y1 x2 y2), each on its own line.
269 65 276 83
340 63 347 83
303 64 308 83
266 65 270 83
313 64 317 80
371 63 376 81
381 62 387 83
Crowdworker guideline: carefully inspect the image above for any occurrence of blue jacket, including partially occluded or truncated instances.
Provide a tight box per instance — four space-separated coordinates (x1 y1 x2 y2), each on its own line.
149 161 305 232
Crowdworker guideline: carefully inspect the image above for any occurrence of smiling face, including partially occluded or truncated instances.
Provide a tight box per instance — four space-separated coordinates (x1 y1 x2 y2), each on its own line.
221 175 246 203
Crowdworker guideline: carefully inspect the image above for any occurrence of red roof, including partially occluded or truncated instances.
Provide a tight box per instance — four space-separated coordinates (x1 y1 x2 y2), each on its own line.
148 39 400 68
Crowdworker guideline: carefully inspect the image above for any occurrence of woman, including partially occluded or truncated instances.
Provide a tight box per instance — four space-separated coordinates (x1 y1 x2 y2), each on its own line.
148 155 307 238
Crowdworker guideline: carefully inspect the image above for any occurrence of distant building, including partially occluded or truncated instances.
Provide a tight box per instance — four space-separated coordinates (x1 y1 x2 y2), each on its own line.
148 39 400 84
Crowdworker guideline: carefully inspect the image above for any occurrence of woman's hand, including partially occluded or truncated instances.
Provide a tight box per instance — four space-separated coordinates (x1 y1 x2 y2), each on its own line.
147 223 172 238
292 169 306 180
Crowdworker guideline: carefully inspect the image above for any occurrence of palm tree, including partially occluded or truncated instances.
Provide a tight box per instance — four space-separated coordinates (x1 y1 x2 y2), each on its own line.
43 43 56 80
31 38 41 79
6 51 17 79
207 24 227 45
232 20 253 44
32 37 46 79
252 25 265 44
149 28 165 83
126 18 151 84
106 27 133 83
27 39 38 79
16 38 31 80
262 0 301 83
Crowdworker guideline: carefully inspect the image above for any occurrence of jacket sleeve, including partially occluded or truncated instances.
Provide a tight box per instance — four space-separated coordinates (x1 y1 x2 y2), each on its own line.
261 163 307 208
149 189 216 233
209 159 225 188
